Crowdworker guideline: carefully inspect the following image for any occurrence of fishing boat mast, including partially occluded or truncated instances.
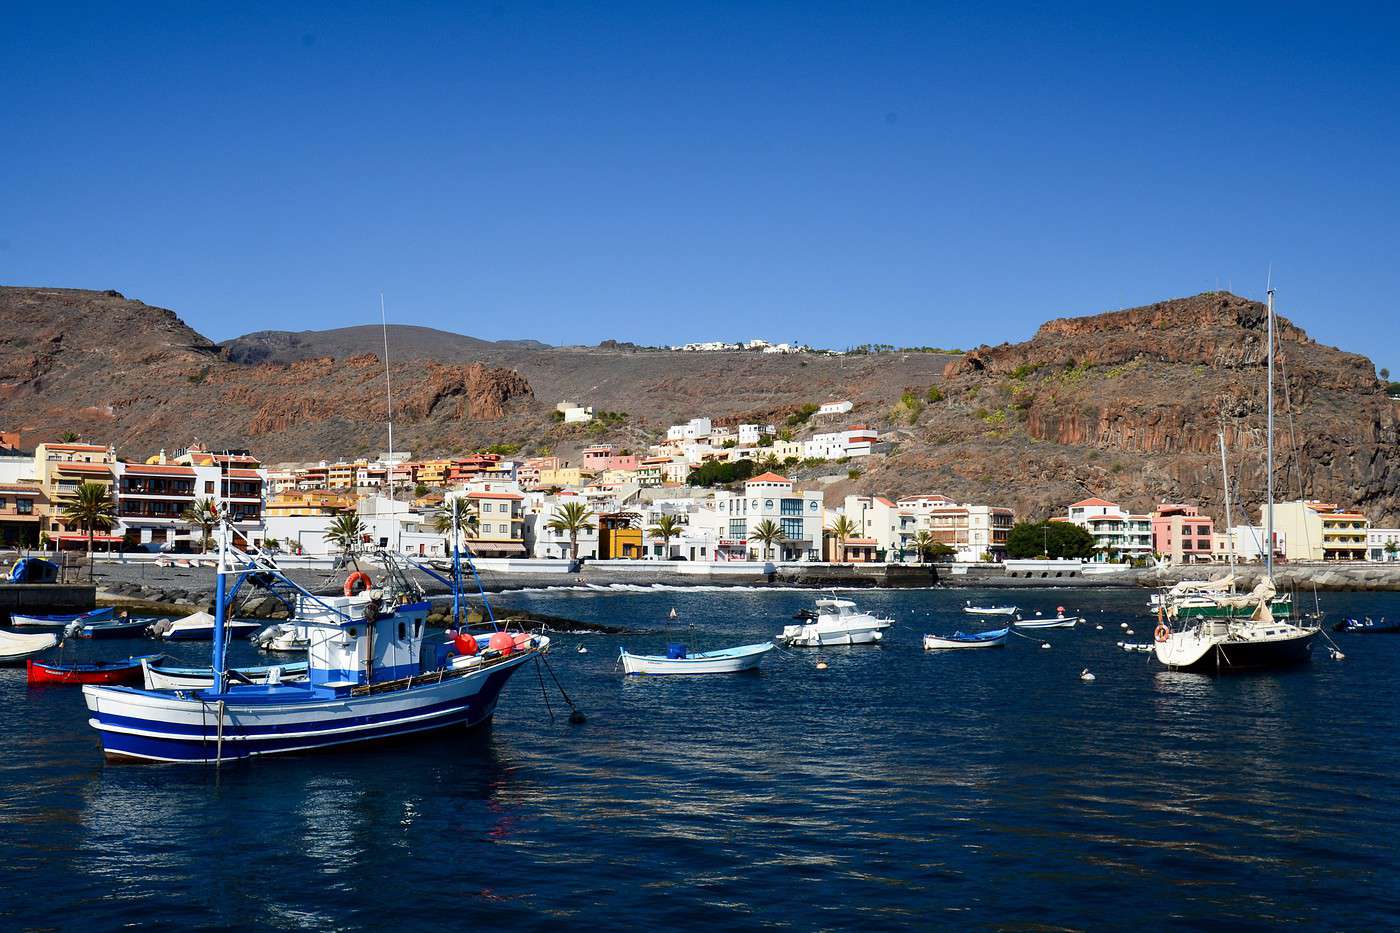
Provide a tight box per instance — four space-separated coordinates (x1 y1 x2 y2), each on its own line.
211 520 229 694
380 293 401 554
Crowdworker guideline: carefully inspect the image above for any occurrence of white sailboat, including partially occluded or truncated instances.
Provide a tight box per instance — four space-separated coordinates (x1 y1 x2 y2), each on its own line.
1153 288 1319 672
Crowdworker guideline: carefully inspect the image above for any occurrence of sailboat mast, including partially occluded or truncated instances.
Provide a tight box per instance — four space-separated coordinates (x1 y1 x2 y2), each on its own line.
1265 287 1275 580
380 293 399 554
1218 430 1237 580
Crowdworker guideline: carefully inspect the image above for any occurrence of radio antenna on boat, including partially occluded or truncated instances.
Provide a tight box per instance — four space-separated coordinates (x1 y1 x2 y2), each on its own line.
380 292 400 554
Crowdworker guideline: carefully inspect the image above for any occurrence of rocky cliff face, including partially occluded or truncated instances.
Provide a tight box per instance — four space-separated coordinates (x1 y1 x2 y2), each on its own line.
851 292 1400 524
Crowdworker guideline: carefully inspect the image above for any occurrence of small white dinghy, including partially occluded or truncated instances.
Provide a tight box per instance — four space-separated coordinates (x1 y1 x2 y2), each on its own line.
0 628 60 666
251 622 312 652
922 626 1009 650
963 601 1017 616
141 657 310 690
619 642 774 675
1013 615 1081 629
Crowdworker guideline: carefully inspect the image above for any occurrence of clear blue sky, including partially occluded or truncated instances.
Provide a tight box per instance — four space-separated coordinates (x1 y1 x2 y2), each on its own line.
4 2 1397 368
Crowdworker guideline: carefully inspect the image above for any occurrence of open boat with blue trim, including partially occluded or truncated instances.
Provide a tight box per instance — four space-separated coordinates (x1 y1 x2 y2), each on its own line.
141 658 311 691
74 617 155 639
29 654 166 686
619 641 774 675
10 606 114 629
922 627 1009 650
81 524 549 763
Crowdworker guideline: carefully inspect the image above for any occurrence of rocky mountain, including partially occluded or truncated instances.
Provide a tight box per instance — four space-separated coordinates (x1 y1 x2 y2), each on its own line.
843 292 1400 524
221 324 548 365
0 286 946 463
2 286 1395 523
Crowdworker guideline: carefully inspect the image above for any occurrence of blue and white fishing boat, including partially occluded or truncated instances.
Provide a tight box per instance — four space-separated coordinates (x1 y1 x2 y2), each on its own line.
10 606 114 629
619 642 774 675
81 526 549 763
922 626 1009 650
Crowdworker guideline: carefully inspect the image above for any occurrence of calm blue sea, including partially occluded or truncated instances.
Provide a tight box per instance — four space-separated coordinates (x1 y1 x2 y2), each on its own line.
3 587 1399 930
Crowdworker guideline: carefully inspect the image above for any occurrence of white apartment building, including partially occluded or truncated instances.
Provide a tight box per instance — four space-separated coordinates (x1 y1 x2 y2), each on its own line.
897 495 1014 561
556 401 594 423
710 472 824 561
842 495 901 555
1211 525 1286 563
1063 498 1152 561
817 400 853 416
666 417 714 443
1369 528 1400 562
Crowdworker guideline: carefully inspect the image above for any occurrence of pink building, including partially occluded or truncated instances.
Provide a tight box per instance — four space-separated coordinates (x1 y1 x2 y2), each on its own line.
1152 503 1215 564
581 445 616 472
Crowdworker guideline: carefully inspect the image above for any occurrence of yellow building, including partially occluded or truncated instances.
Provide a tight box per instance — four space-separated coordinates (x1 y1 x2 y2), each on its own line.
462 485 527 557
1263 499 1371 561
538 467 582 488
598 512 644 559
415 459 452 487
265 490 355 518
33 442 119 546
325 461 363 489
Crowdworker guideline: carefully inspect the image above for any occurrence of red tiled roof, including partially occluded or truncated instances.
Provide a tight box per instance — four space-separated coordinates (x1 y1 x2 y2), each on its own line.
842 537 878 546
875 497 895 507
466 491 524 500
58 463 112 474
226 469 263 479
0 484 43 495
1070 497 1118 508
45 443 108 452
746 472 790 484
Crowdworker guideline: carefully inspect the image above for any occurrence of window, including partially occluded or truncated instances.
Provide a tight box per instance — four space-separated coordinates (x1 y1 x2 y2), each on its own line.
204 481 214 493
781 518 803 540
17 499 31 515
0 498 6 510
809 501 819 511
781 498 802 515
1182 539 1193 549
728 519 746 537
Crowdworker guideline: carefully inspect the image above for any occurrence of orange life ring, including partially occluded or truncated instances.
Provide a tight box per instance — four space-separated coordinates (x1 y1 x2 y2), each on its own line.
1154 623 1170 643
344 571 373 596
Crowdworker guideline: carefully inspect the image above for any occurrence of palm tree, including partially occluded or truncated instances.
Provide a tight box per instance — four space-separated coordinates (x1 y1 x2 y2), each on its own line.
911 530 936 564
61 481 116 567
180 497 220 553
545 501 595 560
59 431 80 443
433 498 479 553
828 514 858 562
750 519 785 561
324 513 367 556
647 513 684 558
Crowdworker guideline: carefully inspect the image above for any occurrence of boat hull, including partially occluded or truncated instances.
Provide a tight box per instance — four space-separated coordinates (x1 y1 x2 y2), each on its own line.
142 658 310 691
28 656 156 686
620 643 773 675
10 607 114 628
83 650 537 763
963 607 1017 616
0 630 60 666
161 621 261 641
1013 617 1080 629
79 620 152 639
778 624 886 647
923 631 1008 649
1154 627 1316 672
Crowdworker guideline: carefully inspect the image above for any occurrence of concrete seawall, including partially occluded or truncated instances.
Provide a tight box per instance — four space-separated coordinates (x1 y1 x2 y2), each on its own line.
83 557 1400 615
0 583 97 618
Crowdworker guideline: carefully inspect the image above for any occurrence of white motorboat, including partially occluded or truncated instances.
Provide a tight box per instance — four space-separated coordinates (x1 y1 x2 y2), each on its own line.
963 601 1017 616
619 642 774 675
1013 615 1081 629
0 628 60 666
777 598 893 647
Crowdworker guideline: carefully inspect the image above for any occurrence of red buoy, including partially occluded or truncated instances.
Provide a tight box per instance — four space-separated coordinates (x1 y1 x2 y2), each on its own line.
488 631 516 656
452 631 479 656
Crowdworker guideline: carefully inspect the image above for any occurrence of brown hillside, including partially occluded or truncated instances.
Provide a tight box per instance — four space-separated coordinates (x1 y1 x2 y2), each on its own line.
845 292 1400 525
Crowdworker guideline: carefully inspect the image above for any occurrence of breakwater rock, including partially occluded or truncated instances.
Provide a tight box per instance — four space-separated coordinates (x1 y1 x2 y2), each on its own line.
1141 562 1400 592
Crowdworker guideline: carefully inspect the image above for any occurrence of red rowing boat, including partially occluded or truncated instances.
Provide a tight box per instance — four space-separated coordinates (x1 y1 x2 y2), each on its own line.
26 654 164 686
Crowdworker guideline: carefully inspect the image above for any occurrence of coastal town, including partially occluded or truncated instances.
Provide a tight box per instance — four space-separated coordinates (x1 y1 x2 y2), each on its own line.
3 411 1395 569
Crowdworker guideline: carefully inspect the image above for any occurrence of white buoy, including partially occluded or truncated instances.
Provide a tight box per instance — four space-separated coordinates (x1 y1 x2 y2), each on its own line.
1120 622 1129 629
577 645 588 654
1125 629 1135 636
1095 624 1104 630
1041 642 1051 649
816 661 829 670
1331 648 1346 660
1080 669 1096 682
